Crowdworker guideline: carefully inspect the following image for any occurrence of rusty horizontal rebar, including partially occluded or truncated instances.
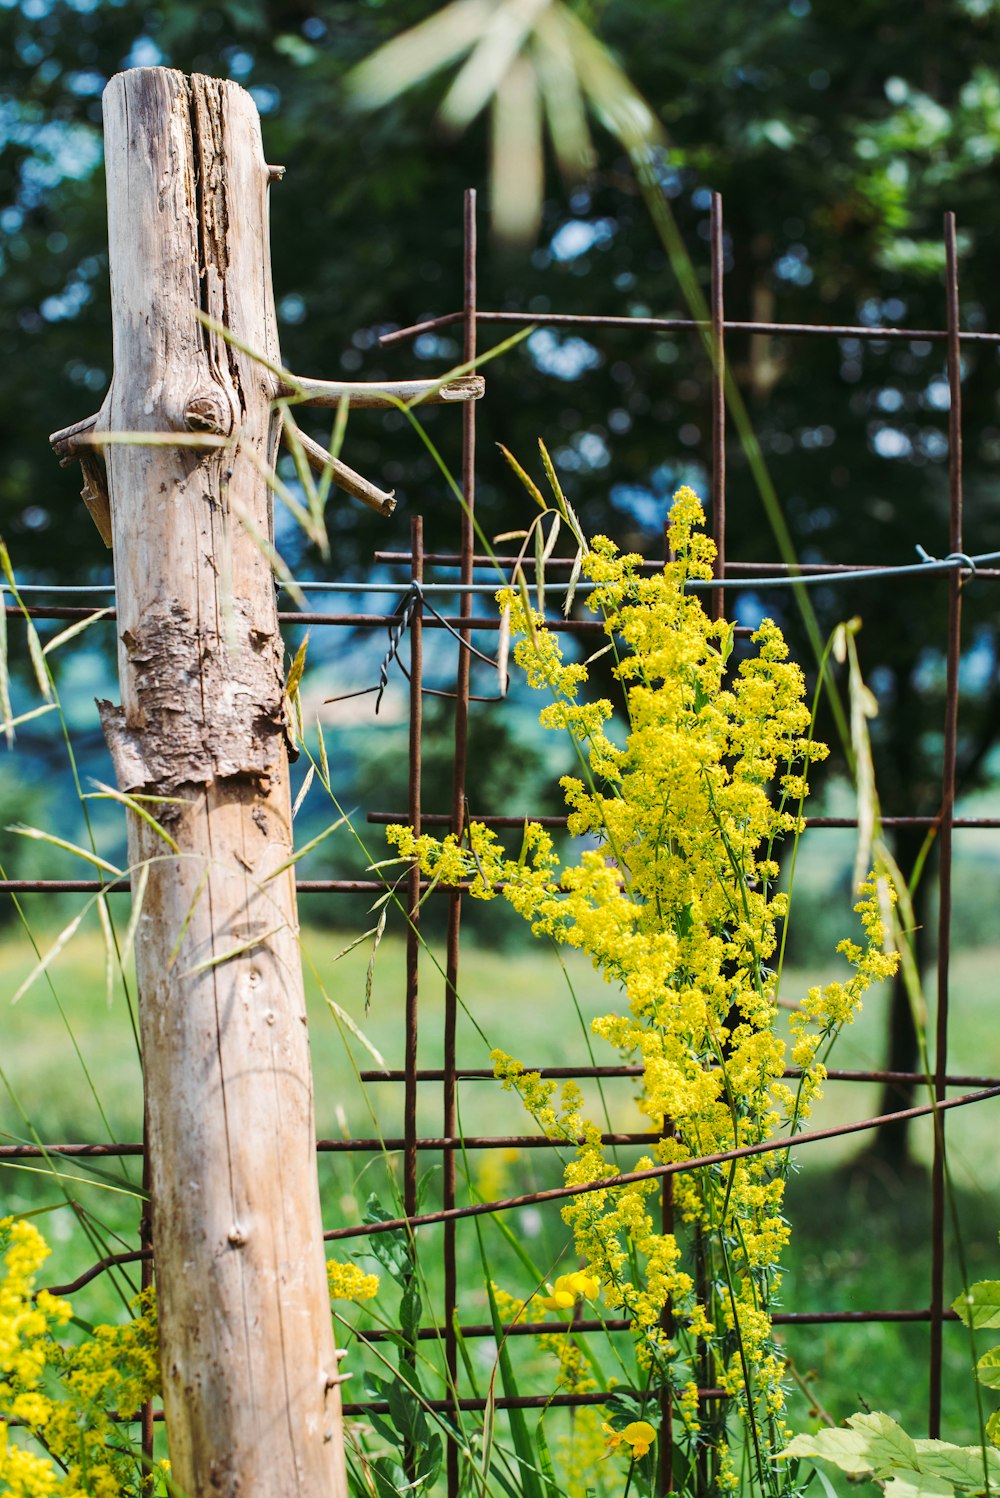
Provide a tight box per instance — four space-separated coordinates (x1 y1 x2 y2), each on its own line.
353 1307 960 1344
322 1085 1000 1243
40 1084 1000 1301
2 604 616 635
379 308 1000 348
366 811 1000 831
0 878 466 894
10 1067 998 1163
356 1066 1000 1087
1 1389 729 1428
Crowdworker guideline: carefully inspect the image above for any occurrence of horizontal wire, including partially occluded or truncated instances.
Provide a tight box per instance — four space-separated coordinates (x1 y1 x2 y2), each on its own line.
3 545 995 606
378 306 1000 347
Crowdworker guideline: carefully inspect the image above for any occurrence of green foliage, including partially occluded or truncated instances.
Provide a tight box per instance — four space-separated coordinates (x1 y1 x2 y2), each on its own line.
782 1412 1000 1498
783 1260 1000 1498
352 1197 444 1498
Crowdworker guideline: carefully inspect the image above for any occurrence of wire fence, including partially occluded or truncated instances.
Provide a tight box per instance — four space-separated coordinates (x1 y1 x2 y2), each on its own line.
3 189 996 1487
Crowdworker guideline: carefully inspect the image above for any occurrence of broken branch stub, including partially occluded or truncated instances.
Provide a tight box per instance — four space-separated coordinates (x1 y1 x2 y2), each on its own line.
93 67 347 1497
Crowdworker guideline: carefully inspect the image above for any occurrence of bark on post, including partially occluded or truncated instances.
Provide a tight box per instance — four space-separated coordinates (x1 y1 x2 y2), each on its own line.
94 68 347 1496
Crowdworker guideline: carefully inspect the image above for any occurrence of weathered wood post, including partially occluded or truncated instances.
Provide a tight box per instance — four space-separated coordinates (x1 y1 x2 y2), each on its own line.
73 67 348 1495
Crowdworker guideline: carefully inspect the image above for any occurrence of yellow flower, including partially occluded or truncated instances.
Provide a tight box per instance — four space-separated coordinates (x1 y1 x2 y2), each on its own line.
603 1419 657 1460
538 1267 600 1312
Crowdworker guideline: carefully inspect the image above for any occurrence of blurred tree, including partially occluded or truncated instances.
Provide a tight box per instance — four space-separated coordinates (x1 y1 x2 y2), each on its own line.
3 0 1000 1165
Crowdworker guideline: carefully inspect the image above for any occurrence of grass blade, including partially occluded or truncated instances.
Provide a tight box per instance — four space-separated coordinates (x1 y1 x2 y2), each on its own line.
0 589 11 747
85 783 181 854
167 869 210 971
265 810 351 880
292 763 315 820
95 892 115 1010
7 825 122 877
182 925 285 978
482 1276 546 1498
120 861 149 974
286 632 310 703
563 548 583 618
11 910 86 1005
497 444 547 511
42 607 114 656
365 905 387 1013
25 617 52 701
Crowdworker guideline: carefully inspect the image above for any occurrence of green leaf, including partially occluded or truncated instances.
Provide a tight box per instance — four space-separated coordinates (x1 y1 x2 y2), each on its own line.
369 1456 407 1498
362 1196 413 1287
534 510 546 615
883 1474 955 1498
603 1389 649 1432
780 1413 917 1478
416 1435 443 1488
953 1281 1000 1330
386 1376 431 1455
346 0 493 112
977 1347 1000 1391
399 1275 422 1347
912 1440 1000 1487
720 620 736 666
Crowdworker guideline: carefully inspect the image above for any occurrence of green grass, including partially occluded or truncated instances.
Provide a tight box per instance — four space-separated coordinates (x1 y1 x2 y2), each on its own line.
2 915 999 1461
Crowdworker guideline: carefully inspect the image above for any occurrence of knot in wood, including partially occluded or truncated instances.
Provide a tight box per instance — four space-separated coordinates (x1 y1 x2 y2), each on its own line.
183 388 233 436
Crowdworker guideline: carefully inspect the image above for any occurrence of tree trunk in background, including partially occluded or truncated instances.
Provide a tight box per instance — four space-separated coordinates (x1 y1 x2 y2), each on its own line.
863 822 934 1173
97 67 347 1496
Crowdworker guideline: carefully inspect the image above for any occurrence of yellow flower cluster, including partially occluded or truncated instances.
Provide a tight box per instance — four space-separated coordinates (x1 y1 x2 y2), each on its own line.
388 488 898 1470
0 1217 165 1498
0 1219 384 1496
326 1259 380 1303
538 1330 597 1395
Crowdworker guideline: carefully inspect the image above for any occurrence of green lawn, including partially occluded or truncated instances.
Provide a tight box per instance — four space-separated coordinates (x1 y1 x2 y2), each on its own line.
2 914 999 1457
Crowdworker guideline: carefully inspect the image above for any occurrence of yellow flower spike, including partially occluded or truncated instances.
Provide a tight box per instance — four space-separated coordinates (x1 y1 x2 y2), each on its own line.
387 483 898 1459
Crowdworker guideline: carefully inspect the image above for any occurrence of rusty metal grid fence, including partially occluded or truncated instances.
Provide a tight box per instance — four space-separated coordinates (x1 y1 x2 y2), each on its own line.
3 188 1000 1488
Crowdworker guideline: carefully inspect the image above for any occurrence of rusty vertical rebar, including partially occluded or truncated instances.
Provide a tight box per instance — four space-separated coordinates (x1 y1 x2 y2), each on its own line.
710 192 727 623
659 1122 675 1495
139 1112 154 1487
443 188 478 1497
929 211 964 1437
404 516 424 1221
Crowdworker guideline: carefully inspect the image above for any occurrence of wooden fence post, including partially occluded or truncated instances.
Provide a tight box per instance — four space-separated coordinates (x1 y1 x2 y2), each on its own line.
74 67 348 1496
